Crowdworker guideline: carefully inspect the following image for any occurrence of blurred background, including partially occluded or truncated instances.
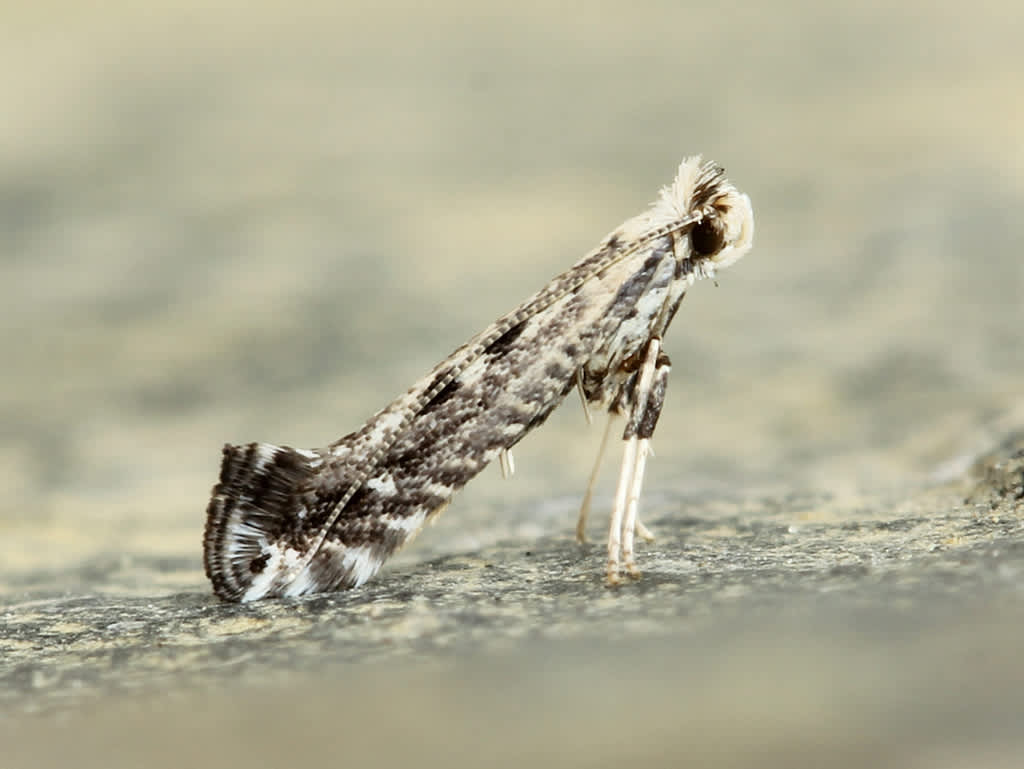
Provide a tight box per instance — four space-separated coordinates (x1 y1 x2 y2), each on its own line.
2 0 1021 583
1 1 1023 764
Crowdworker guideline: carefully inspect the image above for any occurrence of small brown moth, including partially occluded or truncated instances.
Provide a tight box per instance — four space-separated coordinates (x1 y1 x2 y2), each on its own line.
204 157 754 602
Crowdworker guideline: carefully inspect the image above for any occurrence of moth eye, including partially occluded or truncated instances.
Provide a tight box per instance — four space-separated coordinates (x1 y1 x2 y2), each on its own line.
690 218 725 257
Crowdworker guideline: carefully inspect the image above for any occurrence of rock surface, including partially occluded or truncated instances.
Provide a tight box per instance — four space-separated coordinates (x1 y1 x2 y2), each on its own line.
4 449 1023 767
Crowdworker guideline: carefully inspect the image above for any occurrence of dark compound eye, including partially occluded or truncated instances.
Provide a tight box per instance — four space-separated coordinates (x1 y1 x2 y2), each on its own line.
690 218 725 256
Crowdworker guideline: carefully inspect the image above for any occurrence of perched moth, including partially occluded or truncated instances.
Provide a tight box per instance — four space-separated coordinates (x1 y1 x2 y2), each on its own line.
204 156 754 602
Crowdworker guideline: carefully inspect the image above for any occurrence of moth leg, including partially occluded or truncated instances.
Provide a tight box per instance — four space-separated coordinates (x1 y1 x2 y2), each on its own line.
577 412 654 545
576 412 618 543
576 368 593 425
607 337 670 584
636 518 656 542
621 439 649 577
606 433 638 585
633 444 656 541
499 448 515 479
621 351 670 576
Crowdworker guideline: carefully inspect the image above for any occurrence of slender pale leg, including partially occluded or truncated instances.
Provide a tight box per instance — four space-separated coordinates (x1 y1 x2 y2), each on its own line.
577 412 656 544
498 448 515 479
606 435 638 585
622 360 669 573
606 338 671 585
576 412 617 543
621 438 650 577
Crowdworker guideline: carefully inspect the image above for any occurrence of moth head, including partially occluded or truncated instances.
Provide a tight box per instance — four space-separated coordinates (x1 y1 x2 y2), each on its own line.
653 156 755 280
688 187 754 278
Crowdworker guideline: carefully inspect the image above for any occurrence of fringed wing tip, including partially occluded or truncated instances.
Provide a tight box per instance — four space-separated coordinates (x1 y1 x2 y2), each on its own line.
202 442 316 602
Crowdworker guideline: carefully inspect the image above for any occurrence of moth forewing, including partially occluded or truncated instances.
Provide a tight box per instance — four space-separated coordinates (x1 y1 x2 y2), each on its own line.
203 156 754 602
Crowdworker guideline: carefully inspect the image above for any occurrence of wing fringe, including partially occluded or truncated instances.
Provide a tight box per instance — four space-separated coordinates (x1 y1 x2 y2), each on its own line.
203 442 318 601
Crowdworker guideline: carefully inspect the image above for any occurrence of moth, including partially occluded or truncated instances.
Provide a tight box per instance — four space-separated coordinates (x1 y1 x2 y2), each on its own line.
204 156 754 602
